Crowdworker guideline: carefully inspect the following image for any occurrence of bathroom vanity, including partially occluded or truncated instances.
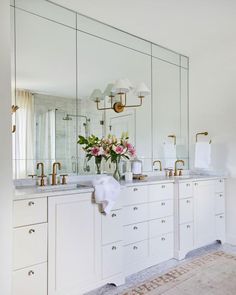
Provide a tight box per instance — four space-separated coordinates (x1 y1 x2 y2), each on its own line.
12 175 226 295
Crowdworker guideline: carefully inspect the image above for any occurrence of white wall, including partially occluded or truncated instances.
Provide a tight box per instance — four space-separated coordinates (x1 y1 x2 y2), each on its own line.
0 0 13 294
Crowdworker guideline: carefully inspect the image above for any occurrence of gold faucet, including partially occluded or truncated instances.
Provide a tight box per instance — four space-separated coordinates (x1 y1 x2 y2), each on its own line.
174 160 185 176
51 162 61 185
37 162 45 186
153 160 162 171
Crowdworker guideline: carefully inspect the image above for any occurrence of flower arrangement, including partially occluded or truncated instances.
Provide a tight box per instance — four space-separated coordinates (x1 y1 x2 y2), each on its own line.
78 132 136 179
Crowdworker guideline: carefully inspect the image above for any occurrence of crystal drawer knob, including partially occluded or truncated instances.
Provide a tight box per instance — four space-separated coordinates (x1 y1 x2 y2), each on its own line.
133 246 138 250
133 207 138 211
29 229 35 234
28 201 35 206
28 270 34 276
133 188 138 192
111 213 116 218
161 185 165 188
187 225 191 229
112 246 117 250
133 226 138 230
161 202 165 206
161 237 165 241
161 220 166 223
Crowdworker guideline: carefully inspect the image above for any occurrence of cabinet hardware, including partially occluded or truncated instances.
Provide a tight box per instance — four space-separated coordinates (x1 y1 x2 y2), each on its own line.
112 246 117 250
187 225 191 228
28 270 34 276
161 237 165 241
133 188 138 192
161 220 166 223
133 226 138 230
161 185 165 188
133 207 138 211
161 202 165 206
28 201 35 206
219 194 223 197
194 183 198 186
29 229 35 234
186 200 191 203
219 179 223 183
111 213 117 218
186 183 190 187
133 246 138 250
220 215 223 219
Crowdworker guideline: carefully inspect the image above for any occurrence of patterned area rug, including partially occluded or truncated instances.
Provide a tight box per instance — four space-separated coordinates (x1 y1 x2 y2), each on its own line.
119 251 236 295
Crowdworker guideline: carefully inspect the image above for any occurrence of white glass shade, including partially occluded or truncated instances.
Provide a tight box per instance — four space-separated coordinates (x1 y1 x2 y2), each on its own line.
113 79 129 94
123 78 134 90
89 89 104 102
103 83 115 97
135 82 151 97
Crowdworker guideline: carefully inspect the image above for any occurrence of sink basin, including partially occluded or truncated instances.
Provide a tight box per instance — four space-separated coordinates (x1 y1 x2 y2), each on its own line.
37 183 79 192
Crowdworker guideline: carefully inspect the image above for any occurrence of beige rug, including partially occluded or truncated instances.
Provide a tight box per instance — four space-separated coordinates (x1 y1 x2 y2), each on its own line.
120 251 236 295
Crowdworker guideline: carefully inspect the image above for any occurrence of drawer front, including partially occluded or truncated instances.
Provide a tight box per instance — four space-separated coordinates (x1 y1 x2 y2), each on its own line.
179 223 194 251
215 193 225 215
149 216 173 238
215 179 225 193
124 240 148 266
149 233 174 262
149 200 173 220
102 209 123 245
102 242 123 279
215 214 225 241
149 183 173 202
123 203 148 225
123 186 148 206
179 182 193 198
12 263 47 295
179 198 193 224
13 198 47 227
13 223 47 270
124 222 148 245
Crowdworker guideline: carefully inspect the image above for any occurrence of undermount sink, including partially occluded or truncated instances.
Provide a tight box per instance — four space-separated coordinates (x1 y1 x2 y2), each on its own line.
37 183 81 192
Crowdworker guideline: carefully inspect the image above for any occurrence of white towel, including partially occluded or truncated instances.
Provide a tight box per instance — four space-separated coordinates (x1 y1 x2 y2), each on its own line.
92 176 121 214
163 142 177 169
195 142 211 169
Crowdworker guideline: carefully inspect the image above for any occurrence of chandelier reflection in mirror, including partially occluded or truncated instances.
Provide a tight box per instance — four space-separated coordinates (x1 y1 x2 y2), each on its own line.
90 79 150 113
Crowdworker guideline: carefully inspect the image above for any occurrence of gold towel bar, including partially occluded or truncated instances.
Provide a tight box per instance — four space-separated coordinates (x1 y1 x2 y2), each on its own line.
168 134 176 145
195 132 211 144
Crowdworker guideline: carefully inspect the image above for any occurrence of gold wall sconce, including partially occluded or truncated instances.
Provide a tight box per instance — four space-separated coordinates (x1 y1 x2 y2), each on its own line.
91 79 150 113
11 105 19 133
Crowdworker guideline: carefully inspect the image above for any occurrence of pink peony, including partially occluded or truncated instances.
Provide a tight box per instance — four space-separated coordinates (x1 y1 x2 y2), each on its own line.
113 145 124 154
90 146 100 156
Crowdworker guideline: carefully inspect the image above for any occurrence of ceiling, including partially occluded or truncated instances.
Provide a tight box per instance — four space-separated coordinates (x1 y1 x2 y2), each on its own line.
49 0 236 57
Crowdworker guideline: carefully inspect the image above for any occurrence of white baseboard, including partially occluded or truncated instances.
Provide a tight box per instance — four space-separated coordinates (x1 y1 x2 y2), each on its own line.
226 234 236 245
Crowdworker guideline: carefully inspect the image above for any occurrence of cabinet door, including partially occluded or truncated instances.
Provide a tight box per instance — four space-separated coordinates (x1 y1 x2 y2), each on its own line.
48 193 101 295
179 198 193 224
194 181 215 248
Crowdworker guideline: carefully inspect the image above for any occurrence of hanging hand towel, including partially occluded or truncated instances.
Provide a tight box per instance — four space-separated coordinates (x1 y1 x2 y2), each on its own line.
163 142 177 169
194 142 211 169
92 176 121 214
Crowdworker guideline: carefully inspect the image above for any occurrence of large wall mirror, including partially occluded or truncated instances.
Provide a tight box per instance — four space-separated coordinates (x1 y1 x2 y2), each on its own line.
11 0 189 178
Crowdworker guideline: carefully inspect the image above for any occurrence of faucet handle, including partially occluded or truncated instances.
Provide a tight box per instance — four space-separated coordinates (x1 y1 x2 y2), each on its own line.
28 174 37 179
38 175 47 187
60 174 68 185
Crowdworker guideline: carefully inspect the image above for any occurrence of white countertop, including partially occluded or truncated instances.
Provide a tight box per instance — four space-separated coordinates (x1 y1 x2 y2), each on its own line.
13 174 226 201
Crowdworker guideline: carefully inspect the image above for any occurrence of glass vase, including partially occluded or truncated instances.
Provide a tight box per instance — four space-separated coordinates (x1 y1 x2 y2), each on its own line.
95 157 102 174
113 159 121 181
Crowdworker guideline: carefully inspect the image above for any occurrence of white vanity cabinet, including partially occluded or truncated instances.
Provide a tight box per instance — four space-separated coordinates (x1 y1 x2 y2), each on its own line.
12 197 48 295
174 177 226 260
123 182 174 275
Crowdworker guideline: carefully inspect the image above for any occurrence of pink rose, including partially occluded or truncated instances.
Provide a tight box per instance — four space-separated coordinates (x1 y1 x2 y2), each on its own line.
129 148 136 157
113 145 124 154
90 146 100 156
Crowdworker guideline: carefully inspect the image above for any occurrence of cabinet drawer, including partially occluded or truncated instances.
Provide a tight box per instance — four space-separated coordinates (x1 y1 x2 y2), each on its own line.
12 263 47 295
179 223 193 251
149 183 173 202
179 182 193 198
123 186 148 206
215 193 225 215
13 198 47 227
149 233 174 262
102 242 123 279
123 203 148 225
124 240 148 266
215 214 225 241
179 198 193 224
13 223 47 270
149 216 173 238
215 179 225 193
124 222 148 245
149 200 173 220
102 209 123 245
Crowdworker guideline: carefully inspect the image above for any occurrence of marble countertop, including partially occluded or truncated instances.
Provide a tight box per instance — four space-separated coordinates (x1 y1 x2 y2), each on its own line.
13 174 226 201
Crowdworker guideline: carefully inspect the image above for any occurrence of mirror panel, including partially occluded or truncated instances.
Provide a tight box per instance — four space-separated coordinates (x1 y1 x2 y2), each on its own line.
14 7 76 178
76 14 151 55
152 44 180 66
14 0 76 28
